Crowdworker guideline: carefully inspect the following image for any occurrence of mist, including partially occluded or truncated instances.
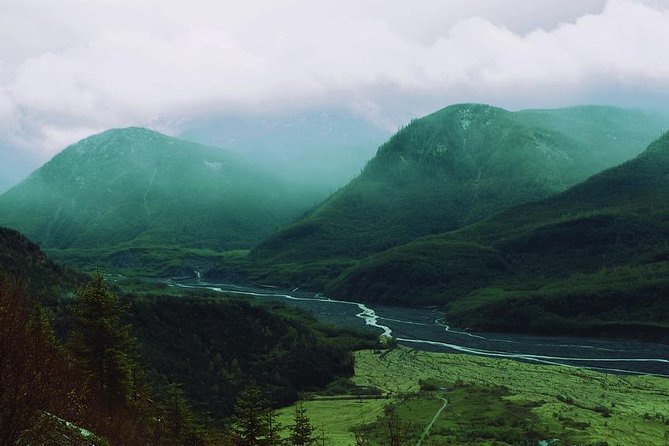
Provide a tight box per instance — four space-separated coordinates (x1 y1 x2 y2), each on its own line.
176 107 391 195
2 0 669 193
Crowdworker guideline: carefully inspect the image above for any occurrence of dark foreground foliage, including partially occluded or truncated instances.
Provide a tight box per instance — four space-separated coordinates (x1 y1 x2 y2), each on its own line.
0 278 212 445
127 294 377 420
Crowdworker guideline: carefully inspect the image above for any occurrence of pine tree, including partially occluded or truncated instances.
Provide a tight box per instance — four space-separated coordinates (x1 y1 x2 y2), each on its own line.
288 404 315 446
70 274 139 404
163 383 197 445
233 386 269 446
317 423 327 446
265 407 283 446
0 280 88 445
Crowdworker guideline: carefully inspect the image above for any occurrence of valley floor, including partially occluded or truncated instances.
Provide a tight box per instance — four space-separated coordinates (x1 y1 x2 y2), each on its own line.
277 347 669 446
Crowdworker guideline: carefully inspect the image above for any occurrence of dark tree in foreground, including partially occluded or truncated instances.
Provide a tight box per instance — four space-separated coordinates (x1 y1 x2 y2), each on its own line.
0 280 88 446
289 404 316 446
69 274 140 404
0 277 214 445
233 386 270 446
265 406 283 446
161 383 201 445
232 386 325 446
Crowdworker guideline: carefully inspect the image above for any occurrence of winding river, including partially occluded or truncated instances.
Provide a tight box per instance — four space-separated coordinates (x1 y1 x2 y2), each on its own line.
169 279 669 378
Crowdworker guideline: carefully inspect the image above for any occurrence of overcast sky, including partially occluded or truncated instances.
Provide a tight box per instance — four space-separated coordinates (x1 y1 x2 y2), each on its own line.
1 0 669 188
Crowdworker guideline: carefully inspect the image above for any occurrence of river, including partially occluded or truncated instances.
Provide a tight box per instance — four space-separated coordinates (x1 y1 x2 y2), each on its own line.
169 279 669 378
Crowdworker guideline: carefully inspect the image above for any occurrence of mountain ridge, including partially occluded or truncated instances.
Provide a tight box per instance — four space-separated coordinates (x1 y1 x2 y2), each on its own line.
325 131 669 339
252 103 667 270
0 127 319 252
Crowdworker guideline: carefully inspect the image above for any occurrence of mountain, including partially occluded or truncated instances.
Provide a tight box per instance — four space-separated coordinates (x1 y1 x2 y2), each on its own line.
252 104 667 273
327 132 669 339
0 128 319 253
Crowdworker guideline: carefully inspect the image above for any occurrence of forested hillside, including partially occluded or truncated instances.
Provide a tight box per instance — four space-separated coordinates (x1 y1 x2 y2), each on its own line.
328 132 669 339
0 229 376 444
128 295 376 420
253 104 666 279
0 226 86 296
0 127 319 252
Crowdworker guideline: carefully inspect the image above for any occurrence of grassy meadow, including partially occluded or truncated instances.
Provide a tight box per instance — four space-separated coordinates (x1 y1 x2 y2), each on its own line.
277 348 669 446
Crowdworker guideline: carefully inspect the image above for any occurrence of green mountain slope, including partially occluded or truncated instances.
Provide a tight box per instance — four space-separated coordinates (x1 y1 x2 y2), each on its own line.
0 128 317 252
0 226 85 296
253 104 666 269
328 132 669 338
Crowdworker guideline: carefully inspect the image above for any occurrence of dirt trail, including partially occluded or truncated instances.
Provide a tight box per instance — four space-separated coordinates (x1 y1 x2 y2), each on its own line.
415 396 447 446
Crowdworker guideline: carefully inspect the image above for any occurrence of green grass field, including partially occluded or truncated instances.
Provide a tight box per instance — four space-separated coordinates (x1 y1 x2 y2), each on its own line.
276 348 669 446
275 398 389 445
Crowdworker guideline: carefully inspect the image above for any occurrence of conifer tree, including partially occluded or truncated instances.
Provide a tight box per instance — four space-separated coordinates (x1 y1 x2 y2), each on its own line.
163 383 197 444
265 407 283 446
0 280 87 445
317 423 327 446
233 386 270 446
288 404 315 446
70 274 139 404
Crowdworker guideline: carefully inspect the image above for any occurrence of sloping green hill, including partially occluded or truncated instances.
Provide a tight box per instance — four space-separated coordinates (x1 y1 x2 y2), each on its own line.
0 128 318 252
0 226 86 296
253 104 666 270
328 132 669 338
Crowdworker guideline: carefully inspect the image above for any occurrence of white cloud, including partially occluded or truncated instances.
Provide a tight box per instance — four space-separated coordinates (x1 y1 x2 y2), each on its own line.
0 0 668 159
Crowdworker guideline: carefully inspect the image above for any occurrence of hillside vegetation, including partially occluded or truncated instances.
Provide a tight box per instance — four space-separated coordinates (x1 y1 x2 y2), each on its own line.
356 348 669 445
328 132 669 338
253 104 666 280
0 127 319 252
0 226 86 296
0 228 378 443
273 347 669 445
125 293 377 420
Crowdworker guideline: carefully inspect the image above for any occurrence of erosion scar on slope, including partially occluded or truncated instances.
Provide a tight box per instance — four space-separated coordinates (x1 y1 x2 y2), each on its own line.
143 167 158 216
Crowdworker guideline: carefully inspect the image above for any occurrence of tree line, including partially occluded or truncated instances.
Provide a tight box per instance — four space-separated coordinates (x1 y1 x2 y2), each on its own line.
0 274 386 445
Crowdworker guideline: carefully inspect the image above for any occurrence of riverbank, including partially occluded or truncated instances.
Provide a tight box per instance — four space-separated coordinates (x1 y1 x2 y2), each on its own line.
160 279 669 376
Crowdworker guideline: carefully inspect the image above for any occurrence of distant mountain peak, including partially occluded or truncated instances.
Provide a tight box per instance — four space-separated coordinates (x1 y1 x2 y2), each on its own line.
0 128 317 250
254 104 667 264
99 126 168 138
440 102 503 112
421 103 505 127
68 127 175 156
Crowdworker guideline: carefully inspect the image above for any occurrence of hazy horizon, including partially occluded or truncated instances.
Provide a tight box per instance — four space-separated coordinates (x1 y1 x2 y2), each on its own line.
1 101 668 194
2 0 669 192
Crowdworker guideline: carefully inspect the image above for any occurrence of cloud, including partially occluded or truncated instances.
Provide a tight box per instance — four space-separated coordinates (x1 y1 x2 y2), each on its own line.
1 0 668 159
